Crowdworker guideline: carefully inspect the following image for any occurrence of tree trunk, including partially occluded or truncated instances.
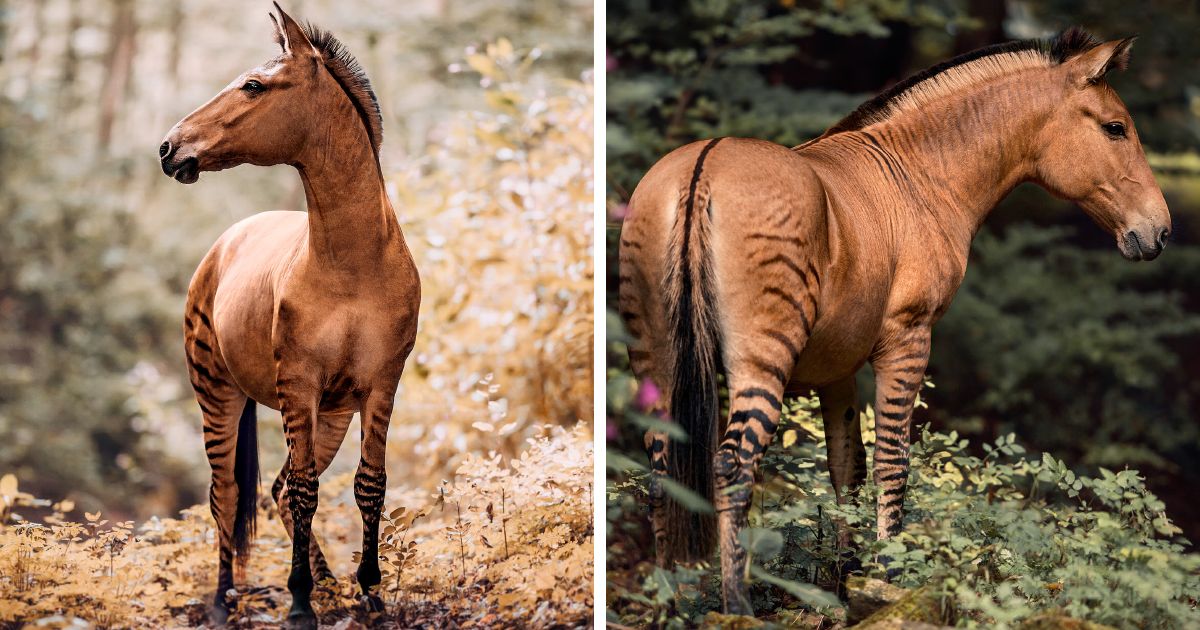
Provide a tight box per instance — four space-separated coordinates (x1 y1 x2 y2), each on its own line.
29 0 45 64
167 0 183 82
0 0 8 64
60 0 82 111
97 0 137 153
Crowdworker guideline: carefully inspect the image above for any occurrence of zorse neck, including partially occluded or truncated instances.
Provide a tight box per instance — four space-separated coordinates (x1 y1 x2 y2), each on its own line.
294 94 398 271
872 69 1056 251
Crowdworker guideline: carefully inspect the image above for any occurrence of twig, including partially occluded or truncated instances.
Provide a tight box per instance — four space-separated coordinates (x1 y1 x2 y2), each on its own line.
501 488 510 560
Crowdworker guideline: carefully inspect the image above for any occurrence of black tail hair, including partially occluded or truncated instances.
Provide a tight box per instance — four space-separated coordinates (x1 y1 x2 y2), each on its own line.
231 399 259 562
664 138 724 562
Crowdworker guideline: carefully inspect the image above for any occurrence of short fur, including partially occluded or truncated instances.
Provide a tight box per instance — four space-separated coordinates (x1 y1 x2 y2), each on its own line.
826 26 1104 136
620 28 1168 615
160 5 419 628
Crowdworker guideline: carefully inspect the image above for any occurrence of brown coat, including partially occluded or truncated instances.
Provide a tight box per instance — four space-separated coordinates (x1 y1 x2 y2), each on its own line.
619 29 1169 614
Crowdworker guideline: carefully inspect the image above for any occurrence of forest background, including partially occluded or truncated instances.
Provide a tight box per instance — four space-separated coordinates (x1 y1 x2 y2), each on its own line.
0 0 594 626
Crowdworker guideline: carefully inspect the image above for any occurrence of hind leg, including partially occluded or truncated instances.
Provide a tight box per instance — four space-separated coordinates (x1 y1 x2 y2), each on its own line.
188 367 250 625
715 338 797 615
618 250 677 566
628 341 674 567
272 412 353 585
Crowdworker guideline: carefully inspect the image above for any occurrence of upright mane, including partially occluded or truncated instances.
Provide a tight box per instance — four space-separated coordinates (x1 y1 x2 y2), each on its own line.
294 23 384 157
823 26 1103 136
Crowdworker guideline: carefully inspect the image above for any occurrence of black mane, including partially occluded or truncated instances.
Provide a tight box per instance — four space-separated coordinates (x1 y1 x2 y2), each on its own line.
301 23 384 157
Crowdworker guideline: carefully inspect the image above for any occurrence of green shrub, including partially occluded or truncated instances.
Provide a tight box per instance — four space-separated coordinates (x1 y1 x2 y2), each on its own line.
605 353 1200 628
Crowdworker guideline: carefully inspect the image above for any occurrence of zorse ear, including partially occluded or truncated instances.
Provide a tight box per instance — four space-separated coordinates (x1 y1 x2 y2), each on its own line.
1074 36 1136 85
270 2 317 57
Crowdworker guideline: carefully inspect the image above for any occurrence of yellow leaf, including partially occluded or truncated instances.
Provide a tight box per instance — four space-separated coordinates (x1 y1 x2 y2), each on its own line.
484 90 520 114
781 430 797 449
466 53 498 80
495 37 513 59
0 474 16 498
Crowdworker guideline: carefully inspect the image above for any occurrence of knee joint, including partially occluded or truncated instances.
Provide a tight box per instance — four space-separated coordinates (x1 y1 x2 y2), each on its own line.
354 467 386 514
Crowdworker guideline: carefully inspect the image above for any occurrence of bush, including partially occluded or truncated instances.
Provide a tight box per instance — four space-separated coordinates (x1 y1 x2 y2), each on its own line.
605 360 1200 628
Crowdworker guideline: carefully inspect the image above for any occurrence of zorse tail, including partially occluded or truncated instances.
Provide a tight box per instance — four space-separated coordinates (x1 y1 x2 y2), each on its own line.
232 398 259 562
663 138 724 563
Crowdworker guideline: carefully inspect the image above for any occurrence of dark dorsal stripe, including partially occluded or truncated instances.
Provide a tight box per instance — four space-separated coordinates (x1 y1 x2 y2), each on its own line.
826 26 1102 136
677 137 725 335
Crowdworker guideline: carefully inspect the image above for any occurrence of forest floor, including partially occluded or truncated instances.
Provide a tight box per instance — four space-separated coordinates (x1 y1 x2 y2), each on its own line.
0 423 593 629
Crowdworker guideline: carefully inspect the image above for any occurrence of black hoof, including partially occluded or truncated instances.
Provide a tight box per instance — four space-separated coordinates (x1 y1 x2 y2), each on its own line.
362 593 385 613
285 609 317 630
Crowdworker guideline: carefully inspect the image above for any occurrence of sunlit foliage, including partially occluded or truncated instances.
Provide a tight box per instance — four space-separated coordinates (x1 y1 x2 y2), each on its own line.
0 423 592 627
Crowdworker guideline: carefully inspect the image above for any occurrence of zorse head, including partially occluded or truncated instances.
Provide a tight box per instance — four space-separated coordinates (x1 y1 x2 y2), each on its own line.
159 2 381 184
1035 31 1171 261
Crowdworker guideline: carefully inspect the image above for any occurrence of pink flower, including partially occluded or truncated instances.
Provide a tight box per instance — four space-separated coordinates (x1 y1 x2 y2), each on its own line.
607 419 619 441
634 379 661 412
606 50 619 72
609 203 630 221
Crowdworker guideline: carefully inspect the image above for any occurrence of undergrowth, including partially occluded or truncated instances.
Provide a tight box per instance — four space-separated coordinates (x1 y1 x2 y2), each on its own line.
0 423 592 628
606 377 1200 628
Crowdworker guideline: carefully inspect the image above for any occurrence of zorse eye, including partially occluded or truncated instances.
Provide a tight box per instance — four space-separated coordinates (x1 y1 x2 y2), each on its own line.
1102 121 1127 138
241 79 265 93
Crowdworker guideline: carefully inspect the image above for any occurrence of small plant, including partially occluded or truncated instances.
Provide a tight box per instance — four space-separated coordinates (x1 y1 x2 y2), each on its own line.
606 376 1200 628
376 506 426 606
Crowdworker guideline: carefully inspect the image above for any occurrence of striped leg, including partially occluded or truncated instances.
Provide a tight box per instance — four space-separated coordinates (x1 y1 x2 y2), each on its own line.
197 389 249 625
354 389 395 611
642 426 670 564
817 376 866 583
185 309 247 625
271 412 353 585
714 373 788 615
818 375 866 506
620 270 675 566
870 327 930 540
278 385 320 629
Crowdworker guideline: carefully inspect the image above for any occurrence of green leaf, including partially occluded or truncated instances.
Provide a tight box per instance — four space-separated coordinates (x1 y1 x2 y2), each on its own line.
749 565 840 609
624 411 689 442
606 452 646 472
658 477 714 514
738 527 784 560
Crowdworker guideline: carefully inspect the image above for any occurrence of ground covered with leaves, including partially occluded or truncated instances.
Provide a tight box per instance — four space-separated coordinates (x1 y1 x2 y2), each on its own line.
606 379 1200 629
1 423 592 628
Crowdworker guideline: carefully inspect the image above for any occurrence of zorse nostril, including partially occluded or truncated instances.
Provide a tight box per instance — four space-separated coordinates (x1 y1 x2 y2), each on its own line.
1158 228 1171 248
159 141 172 159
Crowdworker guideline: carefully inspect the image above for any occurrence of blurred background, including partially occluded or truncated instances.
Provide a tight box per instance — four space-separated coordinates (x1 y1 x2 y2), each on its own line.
607 0 1200 542
0 0 593 521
